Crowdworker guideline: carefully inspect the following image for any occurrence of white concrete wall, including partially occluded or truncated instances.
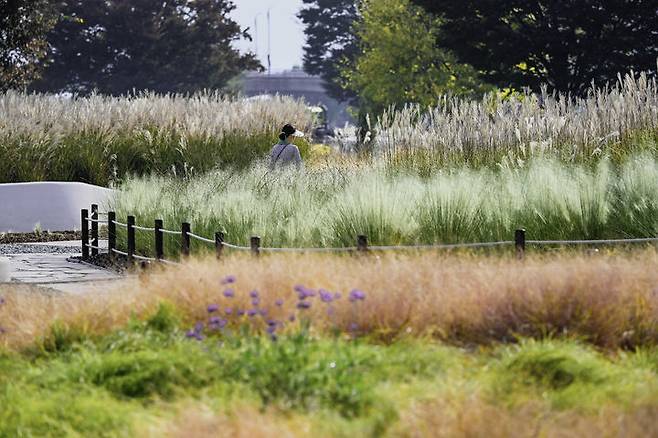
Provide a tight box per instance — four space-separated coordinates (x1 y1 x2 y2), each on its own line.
0 182 115 233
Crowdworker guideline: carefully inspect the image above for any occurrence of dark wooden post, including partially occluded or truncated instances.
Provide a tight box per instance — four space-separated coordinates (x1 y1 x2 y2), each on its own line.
515 229 526 260
357 235 369 252
127 215 136 263
215 231 224 260
155 219 164 260
250 236 261 256
81 209 89 260
181 222 191 257
90 204 99 256
108 211 116 260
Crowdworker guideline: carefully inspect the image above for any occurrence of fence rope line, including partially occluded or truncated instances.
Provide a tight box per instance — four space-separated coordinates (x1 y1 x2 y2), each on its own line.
161 229 181 236
85 217 105 224
112 220 128 228
84 243 104 250
221 241 251 251
132 224 155 232
528 237 658 245
111 248 128 256
260 246 357 253
186 231 216 244
133 253 156 262
369 241 514 251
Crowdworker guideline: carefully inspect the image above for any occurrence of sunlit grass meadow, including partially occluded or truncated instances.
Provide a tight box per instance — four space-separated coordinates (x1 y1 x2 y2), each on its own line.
111 154 657 258
1 250 657 436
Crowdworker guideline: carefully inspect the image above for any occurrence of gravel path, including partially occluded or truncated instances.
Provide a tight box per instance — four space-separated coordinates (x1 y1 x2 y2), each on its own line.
0 243 80 255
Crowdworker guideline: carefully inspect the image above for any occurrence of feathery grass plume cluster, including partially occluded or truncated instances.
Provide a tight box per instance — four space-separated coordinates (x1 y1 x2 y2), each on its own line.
111 154 657 255
1 250 656 351
375 69 658 171
0 91 312 185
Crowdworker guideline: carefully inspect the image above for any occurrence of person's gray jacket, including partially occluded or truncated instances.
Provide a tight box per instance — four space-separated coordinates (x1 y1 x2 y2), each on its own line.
269 142 302 169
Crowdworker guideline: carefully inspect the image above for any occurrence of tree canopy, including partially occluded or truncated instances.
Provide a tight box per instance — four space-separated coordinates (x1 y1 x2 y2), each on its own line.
31 0 261 95
0 0 57 91
412 0 658 95
344 0 491 115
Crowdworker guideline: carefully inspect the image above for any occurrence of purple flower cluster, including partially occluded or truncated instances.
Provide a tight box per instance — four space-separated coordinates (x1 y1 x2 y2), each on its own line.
185 276 367 342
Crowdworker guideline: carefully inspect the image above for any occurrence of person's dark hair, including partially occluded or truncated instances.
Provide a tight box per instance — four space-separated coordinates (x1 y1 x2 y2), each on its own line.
279 124 297 141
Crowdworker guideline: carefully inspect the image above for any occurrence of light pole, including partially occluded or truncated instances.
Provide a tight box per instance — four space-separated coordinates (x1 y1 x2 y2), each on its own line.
267 8 271 75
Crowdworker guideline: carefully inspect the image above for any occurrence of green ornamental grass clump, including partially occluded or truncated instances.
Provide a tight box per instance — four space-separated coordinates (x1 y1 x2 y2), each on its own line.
112 154 657 256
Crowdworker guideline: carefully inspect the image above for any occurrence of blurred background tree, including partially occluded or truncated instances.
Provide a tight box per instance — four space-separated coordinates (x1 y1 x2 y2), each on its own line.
30 0 261 95
411 0 658 96
0 0 57 91
298 0 360 104
343 0 491 116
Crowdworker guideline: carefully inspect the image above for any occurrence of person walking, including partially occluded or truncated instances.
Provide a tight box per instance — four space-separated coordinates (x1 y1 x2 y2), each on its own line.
269 124 304 170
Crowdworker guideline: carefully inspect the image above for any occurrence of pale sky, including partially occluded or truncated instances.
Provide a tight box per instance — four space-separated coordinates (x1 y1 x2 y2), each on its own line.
230 0 306 72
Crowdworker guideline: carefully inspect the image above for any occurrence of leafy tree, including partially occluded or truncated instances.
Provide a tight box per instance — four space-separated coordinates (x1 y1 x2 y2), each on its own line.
412 0 658 95
0 0 57 91
344 0 490 116
32 0 261 95
298 0 360 102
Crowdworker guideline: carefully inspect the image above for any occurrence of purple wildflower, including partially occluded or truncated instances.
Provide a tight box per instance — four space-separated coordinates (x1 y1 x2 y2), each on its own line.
249 290 259 299
207 304 219 313
223 288 235 298
349 289 366 302
251 297 260 306
221 275 236 285
275 298 284 307
288 314 296 322
225 308 233 315
237 309 245 316
294 285 316 300
194 322 204 333
0 297 5 306
247 309 258 317
297 301 312 310
267 319 278 326
319 289 334 303
209 317 227 329
349 322 359 332
259 308 268 316
266 325 277 335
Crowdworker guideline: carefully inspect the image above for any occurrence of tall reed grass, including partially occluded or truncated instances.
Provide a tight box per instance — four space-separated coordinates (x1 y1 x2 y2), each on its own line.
375 69 658 171
111 154 657 255
0 91 312 185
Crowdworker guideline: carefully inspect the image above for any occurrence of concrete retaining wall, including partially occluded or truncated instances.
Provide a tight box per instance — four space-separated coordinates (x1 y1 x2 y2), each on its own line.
0 182 115 233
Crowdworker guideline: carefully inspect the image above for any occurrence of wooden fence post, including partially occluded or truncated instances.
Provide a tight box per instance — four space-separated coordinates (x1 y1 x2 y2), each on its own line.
515 229 526 260
155 219 164 260
251 236 261 256
81 209 89 260
108 211 116 260
181 222 191 257
127 215 136 264
90 204 99 256
357 235 369 253
215 231 224 260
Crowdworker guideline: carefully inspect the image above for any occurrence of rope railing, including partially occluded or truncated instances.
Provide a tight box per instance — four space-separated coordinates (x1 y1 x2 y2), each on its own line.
186 231 216 245
81 206 658 267
528 237 658 245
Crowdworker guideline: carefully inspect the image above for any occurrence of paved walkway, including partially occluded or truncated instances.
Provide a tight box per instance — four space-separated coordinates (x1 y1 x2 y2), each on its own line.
1 240 123 293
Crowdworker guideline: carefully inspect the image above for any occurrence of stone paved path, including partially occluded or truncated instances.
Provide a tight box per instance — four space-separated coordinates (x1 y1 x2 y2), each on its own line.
1 240 123 293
